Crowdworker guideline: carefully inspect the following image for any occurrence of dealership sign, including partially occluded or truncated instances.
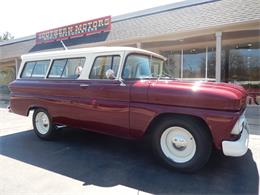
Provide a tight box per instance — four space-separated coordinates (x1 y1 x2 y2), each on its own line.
36 16 111 44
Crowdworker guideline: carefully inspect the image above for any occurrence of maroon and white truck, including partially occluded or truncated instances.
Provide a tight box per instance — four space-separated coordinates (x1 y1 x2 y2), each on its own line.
9 47 249 172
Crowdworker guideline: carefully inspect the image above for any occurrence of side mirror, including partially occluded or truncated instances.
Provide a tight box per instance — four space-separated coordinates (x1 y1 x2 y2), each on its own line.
75 66 83 77
119 78 126 87
105 69 115 80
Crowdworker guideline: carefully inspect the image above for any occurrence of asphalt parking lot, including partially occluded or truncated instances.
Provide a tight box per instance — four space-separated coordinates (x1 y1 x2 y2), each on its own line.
0 109 259 195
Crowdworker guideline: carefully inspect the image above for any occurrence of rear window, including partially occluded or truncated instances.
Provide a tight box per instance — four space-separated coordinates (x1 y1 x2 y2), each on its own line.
48 58 85 79
21 60 50 78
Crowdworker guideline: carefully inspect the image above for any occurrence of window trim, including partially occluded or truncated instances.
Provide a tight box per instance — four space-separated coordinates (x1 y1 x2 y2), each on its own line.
60 59 69 78
47 57 86 79
20 60 50 79
89 55 121 80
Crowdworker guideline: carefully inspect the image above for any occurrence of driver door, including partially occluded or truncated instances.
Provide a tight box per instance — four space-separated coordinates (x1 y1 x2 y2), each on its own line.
80 54 130 137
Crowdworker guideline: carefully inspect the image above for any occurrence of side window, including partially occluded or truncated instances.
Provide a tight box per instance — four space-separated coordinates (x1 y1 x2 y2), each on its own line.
21 60 50 78
151 58 163 77
48 58 85 79
48 59 67 78
62 58 86 78
31 61 50 78
122 54 151 79
21 62 36 78
89 55 120 79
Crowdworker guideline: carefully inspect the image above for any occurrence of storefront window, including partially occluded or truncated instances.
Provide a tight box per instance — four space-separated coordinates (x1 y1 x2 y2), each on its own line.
207 48 216 79
228 42 260 82
183 48 206 78
161 48 216 80
222 42 260 105
159 43 259 83
160 51 181 78
0 66 15 98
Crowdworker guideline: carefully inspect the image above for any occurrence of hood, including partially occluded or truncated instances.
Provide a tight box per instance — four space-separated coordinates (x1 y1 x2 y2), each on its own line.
148 80 247 111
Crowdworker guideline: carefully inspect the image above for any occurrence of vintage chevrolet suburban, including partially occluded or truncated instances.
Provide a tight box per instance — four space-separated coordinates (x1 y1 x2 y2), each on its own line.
9 47 249 172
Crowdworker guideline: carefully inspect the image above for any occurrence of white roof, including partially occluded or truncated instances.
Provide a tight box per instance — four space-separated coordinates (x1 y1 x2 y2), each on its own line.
21 46 166 61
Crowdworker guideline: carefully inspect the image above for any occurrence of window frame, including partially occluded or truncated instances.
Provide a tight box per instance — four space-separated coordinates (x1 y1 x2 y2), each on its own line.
89 55 121 80
20 60 51 79
47 57 86 79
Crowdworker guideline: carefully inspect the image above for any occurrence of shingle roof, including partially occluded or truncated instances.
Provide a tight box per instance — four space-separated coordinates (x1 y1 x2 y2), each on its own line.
107 0 260 41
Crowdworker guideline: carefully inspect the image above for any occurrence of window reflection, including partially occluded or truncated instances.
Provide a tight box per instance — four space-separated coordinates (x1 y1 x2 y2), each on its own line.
183 48 206 78
160 51 181 78
228 43 260 82
159 42 259 83
161 48 213 79
207 48 216 79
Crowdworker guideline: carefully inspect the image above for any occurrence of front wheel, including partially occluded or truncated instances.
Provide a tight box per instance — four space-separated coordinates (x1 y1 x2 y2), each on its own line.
33 108 56 140
151 117 212 172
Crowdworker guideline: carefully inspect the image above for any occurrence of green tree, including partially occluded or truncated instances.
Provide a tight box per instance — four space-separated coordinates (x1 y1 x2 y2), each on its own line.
0 32 14 41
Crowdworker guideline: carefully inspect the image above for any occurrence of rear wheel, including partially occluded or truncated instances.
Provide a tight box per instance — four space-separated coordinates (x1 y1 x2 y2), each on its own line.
151 116 212 172
33 108 55 140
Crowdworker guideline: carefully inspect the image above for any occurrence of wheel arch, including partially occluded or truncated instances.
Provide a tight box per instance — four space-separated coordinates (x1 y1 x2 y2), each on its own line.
26 105 47 116
145 113 213 144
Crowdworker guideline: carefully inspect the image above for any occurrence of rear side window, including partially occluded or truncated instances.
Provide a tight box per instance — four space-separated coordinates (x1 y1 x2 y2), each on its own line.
89 55 120 79
21 62 35 77
48 58 85 79
48 59 67 78
21 60 50 78
32 61 50 77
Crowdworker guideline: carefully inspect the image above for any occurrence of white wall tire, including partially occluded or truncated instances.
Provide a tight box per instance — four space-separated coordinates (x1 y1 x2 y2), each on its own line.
151 116 212 172
33 108 55 140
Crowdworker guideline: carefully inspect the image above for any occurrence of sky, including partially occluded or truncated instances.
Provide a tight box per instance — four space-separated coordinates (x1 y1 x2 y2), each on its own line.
0 0 184 39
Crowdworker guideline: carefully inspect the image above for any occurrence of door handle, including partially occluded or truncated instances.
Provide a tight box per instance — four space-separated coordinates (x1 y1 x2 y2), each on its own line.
80 84 89 88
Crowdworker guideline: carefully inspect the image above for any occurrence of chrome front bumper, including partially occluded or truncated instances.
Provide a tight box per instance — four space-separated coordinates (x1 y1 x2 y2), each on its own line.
222 124 249 157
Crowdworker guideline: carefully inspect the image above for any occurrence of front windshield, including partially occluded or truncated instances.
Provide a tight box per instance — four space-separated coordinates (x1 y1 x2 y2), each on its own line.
122 54 173 79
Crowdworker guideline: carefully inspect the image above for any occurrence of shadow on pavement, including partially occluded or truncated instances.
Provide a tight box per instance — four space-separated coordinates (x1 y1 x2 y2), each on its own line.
0 128 259 194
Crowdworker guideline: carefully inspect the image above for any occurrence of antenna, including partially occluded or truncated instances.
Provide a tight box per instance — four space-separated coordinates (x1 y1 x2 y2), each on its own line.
60 40 68 50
